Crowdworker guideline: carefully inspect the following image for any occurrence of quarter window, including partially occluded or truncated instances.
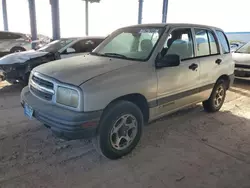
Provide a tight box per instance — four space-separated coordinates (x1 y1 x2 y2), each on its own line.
194 29 210 57
163 28 194 60
216 31 230 54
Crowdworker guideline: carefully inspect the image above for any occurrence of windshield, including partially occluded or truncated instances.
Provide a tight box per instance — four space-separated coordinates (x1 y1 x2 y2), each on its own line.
236 41 250 54
92 27 164 61
38 39 74 53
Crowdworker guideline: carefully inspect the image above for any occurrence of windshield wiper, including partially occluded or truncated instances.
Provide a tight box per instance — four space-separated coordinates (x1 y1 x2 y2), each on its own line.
103 53 128 59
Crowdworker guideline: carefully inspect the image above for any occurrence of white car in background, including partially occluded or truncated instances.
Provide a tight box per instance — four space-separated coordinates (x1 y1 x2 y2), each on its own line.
0 36 105 83
233 41 250 77
0 31 49 53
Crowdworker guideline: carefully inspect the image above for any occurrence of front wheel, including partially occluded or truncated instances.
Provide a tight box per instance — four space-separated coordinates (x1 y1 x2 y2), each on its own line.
203 79 226 112
93 101 143 160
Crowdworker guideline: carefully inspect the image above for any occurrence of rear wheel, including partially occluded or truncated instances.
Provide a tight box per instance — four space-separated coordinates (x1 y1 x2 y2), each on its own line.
10 46 26 53
93 101 143 160
203 79 226 112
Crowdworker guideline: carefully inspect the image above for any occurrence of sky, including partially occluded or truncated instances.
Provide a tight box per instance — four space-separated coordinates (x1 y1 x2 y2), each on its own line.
0 0 249 38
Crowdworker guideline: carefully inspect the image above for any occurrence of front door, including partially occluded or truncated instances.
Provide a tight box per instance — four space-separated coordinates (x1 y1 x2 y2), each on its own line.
155 28 201 117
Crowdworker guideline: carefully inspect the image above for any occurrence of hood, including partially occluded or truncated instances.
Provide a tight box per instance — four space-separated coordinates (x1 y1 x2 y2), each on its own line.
233 52 250 65
34 54 138 86
0 50 49 65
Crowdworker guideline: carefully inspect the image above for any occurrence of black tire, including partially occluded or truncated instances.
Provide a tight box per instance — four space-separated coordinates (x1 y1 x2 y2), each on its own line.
93 100 143 160
10 46 26 53
22 72 30 85
203 79 227 112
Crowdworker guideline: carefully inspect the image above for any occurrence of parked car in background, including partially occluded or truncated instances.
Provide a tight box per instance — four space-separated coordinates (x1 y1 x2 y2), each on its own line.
0 31 40 53
233 41 250 77
0 36 105 84
21 23 234 159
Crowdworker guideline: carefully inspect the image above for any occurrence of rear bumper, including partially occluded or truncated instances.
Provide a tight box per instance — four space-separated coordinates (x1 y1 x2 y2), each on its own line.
21 86 102 140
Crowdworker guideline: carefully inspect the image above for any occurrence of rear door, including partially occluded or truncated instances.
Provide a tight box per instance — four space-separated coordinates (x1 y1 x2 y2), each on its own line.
215 30 234 76
193 28 221 100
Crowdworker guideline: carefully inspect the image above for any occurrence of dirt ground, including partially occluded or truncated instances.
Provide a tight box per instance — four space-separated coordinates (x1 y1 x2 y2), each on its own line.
0 78 250 188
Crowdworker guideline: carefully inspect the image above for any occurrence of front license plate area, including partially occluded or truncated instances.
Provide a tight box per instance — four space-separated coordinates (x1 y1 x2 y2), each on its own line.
24 103 34 119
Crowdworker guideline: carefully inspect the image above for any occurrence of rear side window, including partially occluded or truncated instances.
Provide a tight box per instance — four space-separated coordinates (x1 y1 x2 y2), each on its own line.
0 32 21 39
216 30 230 54
207 31 219 54
9 33 22 39
194 29 210 56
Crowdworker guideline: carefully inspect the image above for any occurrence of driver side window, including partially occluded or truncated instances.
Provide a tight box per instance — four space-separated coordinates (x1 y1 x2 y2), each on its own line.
70 39 96 53
162 28 194 60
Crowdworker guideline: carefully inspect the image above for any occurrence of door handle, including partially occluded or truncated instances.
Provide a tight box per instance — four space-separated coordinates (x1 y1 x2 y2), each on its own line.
189 63 198 71
215 59 222 65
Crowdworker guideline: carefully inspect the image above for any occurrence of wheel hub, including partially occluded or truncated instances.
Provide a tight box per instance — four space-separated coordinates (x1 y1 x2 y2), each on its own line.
214 85 225 108
110 114 138 150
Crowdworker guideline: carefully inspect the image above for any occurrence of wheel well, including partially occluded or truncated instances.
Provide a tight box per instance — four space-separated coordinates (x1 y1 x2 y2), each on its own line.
10 46 26 52
217 75 230 89
112 94 149 123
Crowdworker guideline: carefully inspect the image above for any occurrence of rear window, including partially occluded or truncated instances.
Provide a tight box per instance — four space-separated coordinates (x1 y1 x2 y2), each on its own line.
216 30 230 54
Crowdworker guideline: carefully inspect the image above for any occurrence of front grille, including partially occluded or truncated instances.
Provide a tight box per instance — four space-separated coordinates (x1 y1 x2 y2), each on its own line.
30 85 53 101
32 75 54 89
30 74 54 101
235 64 250 69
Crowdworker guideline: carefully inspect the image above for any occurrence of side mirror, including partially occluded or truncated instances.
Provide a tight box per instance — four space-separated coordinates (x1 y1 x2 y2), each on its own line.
66 47 76 53
156 54 180 68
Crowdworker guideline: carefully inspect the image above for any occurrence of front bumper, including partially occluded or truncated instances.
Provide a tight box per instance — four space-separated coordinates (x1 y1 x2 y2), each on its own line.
234 64 250 77
21 86 102 140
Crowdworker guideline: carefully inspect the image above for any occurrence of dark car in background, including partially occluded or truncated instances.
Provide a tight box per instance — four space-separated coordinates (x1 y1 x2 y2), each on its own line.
0 36 105 84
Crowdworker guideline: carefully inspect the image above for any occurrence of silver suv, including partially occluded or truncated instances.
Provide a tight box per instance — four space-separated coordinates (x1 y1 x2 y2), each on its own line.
21 23 234 159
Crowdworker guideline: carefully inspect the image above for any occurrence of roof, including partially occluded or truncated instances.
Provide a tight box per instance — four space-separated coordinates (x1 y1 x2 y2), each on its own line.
0 30 27 35
61 36 106 40
124 23 223 31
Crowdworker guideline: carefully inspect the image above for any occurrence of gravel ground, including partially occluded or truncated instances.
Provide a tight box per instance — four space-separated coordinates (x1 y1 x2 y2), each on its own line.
0 78 250 188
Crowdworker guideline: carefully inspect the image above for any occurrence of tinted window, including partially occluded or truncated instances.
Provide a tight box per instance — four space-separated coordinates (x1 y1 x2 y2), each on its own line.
163 28 194 60
9 33 22 39
71 39 97 53
0 32 21 39
92 39 104 49
207 31 219 54
216 30 230 54
38 39 74 53
195 29 210 57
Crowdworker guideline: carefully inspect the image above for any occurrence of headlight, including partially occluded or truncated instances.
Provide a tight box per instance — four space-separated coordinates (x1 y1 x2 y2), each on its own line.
56 86 79 108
